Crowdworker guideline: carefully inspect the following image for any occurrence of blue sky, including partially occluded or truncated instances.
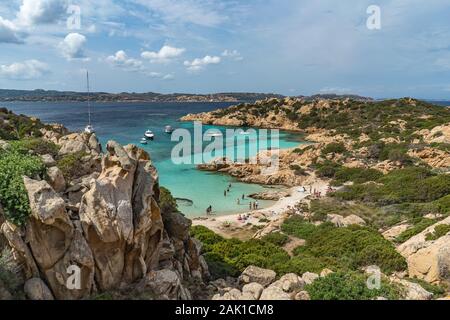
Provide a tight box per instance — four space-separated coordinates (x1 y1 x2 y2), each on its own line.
0 0 449 99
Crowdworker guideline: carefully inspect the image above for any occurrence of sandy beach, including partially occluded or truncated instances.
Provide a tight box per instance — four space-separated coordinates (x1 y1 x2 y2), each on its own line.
192 180 330 239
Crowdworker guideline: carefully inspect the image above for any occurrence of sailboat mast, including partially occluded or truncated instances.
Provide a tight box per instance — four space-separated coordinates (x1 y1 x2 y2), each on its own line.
87 71 91 126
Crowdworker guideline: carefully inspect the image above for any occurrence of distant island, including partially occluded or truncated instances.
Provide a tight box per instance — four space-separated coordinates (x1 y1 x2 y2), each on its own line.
0 88 372 103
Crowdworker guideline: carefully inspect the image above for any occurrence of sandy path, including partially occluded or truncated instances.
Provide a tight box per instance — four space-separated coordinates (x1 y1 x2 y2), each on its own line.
192 180 329 238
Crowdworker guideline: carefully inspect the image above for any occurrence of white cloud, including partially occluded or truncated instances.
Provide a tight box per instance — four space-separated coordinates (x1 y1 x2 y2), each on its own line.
16 0 68 27
184 55 221 71
141 45 185 63
106 50 174 79
222 49 243 61
58 32 87 60
0 16 22 43
106 50 144 71
0 60 49 80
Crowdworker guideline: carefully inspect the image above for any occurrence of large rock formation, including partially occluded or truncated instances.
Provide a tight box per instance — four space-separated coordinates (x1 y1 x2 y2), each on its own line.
397 217 450 285
0 140 208 300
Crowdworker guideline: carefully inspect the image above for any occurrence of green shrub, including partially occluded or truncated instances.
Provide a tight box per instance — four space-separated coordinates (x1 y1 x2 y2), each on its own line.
332 167 383 186
395 218 436 243
0 150 45 225
159 186 179 215
190 226 290 279
56 151 87 180
321 142 347 156
9 138 59 157
261 232 290 246
306 272 400 300
425 224 450 241
281 216 321 239
0 248 24 299
314 161 342 179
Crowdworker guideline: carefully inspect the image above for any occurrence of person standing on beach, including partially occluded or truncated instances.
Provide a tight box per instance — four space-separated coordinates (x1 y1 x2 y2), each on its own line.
249 202 252 210
242 194 245 200
224 190 227 196
237 198 240 205
255 200 259 210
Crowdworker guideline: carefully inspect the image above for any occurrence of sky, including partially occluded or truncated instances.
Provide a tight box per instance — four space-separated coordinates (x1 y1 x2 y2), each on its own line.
0 0 449 99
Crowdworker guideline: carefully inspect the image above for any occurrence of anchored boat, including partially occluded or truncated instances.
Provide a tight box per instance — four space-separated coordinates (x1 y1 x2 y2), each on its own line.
84 71 95 134
144 130 155 140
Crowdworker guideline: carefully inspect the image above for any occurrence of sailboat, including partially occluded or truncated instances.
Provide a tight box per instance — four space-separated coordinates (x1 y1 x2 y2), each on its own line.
84 71 95 134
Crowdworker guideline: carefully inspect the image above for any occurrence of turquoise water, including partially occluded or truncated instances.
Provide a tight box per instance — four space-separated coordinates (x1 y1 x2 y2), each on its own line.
4 102 304 217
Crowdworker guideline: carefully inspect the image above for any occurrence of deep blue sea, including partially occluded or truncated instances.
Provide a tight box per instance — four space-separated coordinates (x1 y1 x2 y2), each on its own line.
3 101 305 217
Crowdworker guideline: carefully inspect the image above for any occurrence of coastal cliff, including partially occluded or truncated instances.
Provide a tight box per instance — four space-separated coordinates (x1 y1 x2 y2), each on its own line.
0 109 208 300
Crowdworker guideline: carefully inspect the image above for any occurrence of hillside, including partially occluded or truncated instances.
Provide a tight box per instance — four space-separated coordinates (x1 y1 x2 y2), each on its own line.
182 97 450 300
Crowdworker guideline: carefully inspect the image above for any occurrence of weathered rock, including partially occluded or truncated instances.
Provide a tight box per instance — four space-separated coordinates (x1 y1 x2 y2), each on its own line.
47 166 66 193
397 217 450 284
0 139 10 151
270 273 305 293
248 190 290 201
163 211 191 241
327 214 365 227
24 278 54 300
41 154 56 167
390 277 433 300
145 269 191 300
302 272 319 285
260 285 291 300
0 279 12 300
382 223 411 241
239 266 276 287
242 282 264 300
294 291 310 300
2 140 207 300
320 268 334 277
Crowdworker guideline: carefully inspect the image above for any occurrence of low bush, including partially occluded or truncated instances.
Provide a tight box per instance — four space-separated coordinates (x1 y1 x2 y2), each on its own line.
261 232 290 247
56 151 87 180
294 224 406 274
190 226 290 279
9 138 59 157
321 142 347 156
159 187 179 215
425 224 450 241
332 167 383 186
305 272 400 300
0 150 46 225
395 218 436 243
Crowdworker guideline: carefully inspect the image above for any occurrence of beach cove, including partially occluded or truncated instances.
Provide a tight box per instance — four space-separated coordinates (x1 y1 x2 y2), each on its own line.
3 101 307 217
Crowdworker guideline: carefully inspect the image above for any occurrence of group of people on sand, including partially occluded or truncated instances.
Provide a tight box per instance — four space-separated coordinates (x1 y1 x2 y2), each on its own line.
237 213 250 223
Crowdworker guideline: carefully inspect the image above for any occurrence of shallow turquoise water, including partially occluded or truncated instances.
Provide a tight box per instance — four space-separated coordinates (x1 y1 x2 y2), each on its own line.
4 102 305 217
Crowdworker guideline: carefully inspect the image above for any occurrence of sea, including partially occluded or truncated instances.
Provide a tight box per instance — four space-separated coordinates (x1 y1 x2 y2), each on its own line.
2 101 306 217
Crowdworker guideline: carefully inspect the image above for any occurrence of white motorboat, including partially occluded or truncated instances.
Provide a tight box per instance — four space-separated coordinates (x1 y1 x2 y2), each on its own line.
144 130 155 139
165 125 174 134
84 71 95 134
140 138 148 145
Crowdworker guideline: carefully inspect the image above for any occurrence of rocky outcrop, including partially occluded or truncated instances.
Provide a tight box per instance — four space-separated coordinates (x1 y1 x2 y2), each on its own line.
248 190 290 201
397 217 450 284
213 266 316 301
238 266 276 287
408 147 450 169
1 141 208 300
57 132 102 156
416 124 450 145
326 214 366 227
